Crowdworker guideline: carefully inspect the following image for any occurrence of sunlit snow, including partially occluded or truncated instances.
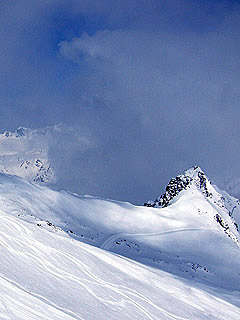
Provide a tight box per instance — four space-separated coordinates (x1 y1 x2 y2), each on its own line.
0 167 239 319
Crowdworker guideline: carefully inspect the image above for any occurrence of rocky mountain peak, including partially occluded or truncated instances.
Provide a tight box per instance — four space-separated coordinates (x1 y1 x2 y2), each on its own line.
144 166 212 208
144 166 240 245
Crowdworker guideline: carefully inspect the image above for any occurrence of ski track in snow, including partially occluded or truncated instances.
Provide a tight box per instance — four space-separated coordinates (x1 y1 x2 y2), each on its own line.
0 213 185 320
58 249 186 320
100 228 217 251
0 215 82 319
0 275 81 320
2 212 236 320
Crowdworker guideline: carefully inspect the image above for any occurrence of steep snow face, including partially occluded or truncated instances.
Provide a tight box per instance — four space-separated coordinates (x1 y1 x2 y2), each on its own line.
0 171 240 291
0 126 57 185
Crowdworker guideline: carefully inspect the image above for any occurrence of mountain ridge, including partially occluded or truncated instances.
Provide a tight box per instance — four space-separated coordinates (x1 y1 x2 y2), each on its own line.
0 167 239 290
0 165 239 318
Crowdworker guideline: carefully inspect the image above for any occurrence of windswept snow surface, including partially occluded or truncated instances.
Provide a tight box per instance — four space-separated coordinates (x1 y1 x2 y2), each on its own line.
1 210 239 320
0 170 240 318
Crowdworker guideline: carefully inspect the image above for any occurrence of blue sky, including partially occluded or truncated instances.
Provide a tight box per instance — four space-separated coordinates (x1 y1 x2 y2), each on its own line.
1 0 240 203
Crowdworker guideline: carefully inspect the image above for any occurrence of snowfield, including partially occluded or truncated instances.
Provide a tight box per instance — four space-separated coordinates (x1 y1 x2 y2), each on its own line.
0 166 239 319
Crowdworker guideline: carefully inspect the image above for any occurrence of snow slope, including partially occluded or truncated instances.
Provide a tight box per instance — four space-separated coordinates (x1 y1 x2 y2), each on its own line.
1 209 240 319
0 167 239 318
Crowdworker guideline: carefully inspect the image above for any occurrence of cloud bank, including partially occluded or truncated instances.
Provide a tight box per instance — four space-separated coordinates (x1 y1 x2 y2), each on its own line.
1 1 240 203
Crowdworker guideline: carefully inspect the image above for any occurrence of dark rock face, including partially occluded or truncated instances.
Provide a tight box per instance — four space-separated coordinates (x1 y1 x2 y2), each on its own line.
197 171 212 198
16 127 27 138
144 166 211 208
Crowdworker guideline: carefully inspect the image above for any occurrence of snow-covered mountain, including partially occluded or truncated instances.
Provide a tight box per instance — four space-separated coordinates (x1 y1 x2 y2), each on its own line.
0 166 239 318
0 124 91 191
0 126 57 185
144 166 239 242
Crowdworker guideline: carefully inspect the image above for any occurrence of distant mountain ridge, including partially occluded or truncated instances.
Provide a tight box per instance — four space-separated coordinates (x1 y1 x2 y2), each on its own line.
0 125 60 185
0 124 92 193
3 126 31 138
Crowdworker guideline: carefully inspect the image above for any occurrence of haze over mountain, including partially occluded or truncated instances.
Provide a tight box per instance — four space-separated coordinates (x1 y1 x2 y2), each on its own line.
0 125 91 191
2 125 240 209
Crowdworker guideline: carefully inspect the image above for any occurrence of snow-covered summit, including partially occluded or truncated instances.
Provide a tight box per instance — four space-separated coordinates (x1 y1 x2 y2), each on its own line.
2 124 62 139
144 165 240 246
3 126 31 138
144 166 212 208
